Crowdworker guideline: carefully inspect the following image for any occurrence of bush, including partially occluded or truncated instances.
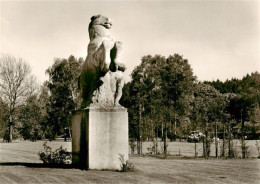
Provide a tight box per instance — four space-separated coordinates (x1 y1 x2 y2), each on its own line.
129 139 136 154
229 140 239 158
118 154 134 172
38 142 72 164
147 140 159 155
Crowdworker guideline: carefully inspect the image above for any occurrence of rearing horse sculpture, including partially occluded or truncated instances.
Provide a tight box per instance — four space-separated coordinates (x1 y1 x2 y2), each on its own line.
79 15 123 108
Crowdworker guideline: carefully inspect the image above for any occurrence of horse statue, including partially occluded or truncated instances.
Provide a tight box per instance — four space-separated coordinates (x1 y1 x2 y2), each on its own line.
79 15 125 108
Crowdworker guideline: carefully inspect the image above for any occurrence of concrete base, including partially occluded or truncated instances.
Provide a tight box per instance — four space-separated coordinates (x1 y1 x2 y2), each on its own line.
71 107 128 170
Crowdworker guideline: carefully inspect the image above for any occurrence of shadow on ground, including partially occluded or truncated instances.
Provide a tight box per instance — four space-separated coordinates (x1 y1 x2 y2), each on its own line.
0 162 79 169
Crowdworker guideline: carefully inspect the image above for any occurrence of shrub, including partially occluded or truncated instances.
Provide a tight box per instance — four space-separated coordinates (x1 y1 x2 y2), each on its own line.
129 139 136 154
229 140 239 158
38 142 72 164
147 140 159 155
118 154 134 172
240 139 251 158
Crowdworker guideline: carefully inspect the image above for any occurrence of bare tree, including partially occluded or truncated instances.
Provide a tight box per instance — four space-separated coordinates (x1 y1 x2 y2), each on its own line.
0 55 37 142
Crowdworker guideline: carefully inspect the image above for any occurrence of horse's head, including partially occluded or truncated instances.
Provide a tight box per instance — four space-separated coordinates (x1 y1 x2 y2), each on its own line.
90 15 113 29
89 15 113 40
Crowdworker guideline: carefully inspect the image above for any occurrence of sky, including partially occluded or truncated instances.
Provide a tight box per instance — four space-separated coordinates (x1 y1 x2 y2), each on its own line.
0 0 259 84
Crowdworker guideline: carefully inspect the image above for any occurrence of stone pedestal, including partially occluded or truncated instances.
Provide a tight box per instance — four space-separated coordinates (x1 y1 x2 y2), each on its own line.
72 107 128 170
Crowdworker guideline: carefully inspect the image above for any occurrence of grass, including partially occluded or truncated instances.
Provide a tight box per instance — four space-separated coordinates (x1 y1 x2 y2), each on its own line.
0 140 259 184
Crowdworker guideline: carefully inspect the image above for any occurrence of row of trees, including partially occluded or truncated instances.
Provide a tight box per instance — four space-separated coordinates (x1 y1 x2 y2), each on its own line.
1 53 259 159
120 54 260 158
0 55 82 142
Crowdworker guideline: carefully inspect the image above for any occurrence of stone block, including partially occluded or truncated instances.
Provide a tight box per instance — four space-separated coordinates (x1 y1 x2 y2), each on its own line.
72 107 128 170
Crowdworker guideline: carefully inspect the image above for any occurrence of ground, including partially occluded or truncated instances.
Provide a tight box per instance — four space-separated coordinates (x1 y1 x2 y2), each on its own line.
0 140 259 184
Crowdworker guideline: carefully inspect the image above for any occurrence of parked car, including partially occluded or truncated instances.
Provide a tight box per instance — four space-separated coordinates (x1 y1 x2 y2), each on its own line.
187 131 205 143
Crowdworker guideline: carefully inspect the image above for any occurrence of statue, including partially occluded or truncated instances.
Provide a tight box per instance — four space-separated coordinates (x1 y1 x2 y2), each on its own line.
110 63 126 107
79 15 125 108
72 15 129 170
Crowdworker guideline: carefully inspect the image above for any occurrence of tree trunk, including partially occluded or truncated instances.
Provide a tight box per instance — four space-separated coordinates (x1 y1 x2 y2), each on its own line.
140 140 143 154
137 140 140 154
204 122 210 158
195 142 198 158
8 114 13 143
222 123 225 157
215 122 218 158
156 125 158 154
241 136 246 158
203 124 206 158
164 125 167 157
228 122 232 158
241 110 246 159
137 103 142 155
205 131 210 158
203 139 206 157
174 114 177 136
8 124 13 143
161 122 163 141
69 127 72 139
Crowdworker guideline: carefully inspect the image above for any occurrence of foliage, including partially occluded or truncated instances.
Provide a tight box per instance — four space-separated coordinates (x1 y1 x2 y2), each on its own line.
45 55 82 141
240 139 250 158
229 140 239 158
205 72 260 138
38 142 72 164
129 139 136 154
18 95 43 141
121 54 196 155
0 55 38 142
160 54 196 119
37 82 50 139
255 141 260 158
147 140 160 155
0 98 8 139
204 72 260 158
118 154 134 172
191 83 226 157
121 53 258 159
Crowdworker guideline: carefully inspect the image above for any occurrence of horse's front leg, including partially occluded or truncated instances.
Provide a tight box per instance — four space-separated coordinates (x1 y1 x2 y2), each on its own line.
110 41 122 72
101 40 113 70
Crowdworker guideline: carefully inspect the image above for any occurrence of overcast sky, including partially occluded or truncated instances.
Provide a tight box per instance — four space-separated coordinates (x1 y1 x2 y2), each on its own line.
1 0 259 84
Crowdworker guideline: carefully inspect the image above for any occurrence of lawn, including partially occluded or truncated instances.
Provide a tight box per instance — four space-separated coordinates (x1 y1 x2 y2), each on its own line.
0 140 259 184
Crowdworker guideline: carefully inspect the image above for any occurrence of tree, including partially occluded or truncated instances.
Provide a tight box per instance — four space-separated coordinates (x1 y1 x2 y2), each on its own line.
67 55 84 109
121 55 166 154
37 82 50 139
0 98 8 139
205 72 260 158
18 95 42 141
0 55 37 142
192 83 225 158
121 54 196 156
45 56 82 141
223 93 237 158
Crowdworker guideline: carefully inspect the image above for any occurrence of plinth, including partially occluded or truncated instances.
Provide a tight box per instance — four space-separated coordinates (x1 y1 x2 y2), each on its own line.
71 107 128 170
